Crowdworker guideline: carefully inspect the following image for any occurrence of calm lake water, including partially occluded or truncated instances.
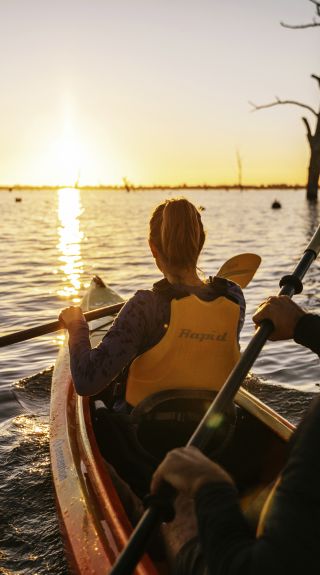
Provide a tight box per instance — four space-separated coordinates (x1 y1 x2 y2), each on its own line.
1 187 320 390
0 187 319 573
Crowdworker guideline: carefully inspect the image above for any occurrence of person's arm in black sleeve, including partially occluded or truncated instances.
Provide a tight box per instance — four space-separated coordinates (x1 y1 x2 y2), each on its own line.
195 482 254 574
294 313 320 357
151 447 257 574
192 392 320 575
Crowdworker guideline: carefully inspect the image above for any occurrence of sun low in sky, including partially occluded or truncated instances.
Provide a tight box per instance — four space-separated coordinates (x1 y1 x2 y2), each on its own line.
0 0 318 188
48 97 92 187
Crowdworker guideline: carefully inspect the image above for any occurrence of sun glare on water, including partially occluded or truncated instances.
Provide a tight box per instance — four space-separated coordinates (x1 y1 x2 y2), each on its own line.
57 187 84 303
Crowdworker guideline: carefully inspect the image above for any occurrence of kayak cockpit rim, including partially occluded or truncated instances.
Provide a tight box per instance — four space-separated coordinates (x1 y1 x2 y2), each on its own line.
235 387 294 442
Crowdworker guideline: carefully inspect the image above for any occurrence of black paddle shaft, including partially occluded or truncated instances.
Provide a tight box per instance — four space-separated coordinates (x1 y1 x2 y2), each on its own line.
0 302 124 348
110 227 320 575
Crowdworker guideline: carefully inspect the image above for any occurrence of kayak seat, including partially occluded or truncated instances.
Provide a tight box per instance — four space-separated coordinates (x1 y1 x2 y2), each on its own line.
91 390 236 498
92 403 158 498
132 389 237 461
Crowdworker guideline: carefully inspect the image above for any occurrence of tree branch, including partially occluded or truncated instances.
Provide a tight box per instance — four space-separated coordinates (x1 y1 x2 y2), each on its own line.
310 0 320 16
280 20 320 29
311 74 320 89
249 98 318 117
302 116 313 143
281 0 320 28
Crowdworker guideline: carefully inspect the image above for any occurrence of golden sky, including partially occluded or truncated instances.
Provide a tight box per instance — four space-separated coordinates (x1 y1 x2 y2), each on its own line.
0 0 318 187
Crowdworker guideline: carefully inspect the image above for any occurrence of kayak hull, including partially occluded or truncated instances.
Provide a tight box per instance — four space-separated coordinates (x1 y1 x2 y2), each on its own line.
50 280 158 574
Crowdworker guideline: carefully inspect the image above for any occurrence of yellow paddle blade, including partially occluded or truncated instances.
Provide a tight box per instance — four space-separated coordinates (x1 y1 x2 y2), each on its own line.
217 253 261 288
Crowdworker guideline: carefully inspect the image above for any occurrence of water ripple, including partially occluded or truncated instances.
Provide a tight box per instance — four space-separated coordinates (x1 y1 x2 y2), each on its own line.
1 188 320 390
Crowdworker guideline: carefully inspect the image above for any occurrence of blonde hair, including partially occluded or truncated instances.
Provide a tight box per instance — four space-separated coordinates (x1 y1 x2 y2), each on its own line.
149 198 205 269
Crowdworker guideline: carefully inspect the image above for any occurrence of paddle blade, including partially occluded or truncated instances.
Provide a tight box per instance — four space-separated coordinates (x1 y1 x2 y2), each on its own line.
217 253 261 288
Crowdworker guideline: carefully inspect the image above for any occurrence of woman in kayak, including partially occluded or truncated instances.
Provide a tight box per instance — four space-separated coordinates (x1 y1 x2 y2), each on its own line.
59 198 245 496
59 197 245 410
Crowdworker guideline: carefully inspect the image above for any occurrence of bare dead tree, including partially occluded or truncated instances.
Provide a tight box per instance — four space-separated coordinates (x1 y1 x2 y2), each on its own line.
122 177 133 192
236 149 243 190
281 0 320 29
250 75 320 201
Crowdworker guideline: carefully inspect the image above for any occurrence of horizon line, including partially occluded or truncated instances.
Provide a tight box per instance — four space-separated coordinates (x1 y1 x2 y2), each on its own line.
0 183 306 191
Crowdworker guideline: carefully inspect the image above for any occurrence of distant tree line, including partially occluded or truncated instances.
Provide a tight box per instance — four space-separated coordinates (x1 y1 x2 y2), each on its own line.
0 184 305 192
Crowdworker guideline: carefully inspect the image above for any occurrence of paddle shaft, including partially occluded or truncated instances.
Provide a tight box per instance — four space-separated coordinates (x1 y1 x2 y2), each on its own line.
0 302 124 348
110 227 320 575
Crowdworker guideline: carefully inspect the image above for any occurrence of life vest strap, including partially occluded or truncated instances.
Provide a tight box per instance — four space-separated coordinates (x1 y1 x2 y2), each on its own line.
152 276 238 304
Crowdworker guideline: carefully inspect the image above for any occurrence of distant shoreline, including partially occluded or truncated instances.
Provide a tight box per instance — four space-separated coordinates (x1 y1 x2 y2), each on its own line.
0 184 305 192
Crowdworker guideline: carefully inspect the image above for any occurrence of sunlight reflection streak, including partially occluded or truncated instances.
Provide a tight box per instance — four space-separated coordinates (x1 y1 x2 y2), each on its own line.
57 187 84 305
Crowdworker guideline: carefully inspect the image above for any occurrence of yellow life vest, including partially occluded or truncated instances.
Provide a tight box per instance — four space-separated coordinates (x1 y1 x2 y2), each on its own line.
125 293 241 407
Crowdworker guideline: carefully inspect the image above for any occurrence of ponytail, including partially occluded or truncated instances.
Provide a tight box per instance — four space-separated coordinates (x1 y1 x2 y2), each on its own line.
149 198 205 269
